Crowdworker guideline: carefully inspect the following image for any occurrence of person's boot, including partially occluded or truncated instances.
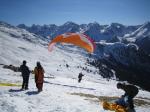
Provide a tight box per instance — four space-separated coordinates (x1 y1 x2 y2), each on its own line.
21 86 24 90
38 89 42 93
25 86 28 90
20 88 24 90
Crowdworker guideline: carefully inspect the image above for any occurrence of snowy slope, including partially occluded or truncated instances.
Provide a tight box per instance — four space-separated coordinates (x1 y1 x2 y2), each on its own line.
124 22 150 43
130 22 150 38
0 23 150 112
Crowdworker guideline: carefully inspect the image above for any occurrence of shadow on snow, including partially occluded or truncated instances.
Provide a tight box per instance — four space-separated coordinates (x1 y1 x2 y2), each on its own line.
44 81 95 91
25 91 39 95
9 89 23 92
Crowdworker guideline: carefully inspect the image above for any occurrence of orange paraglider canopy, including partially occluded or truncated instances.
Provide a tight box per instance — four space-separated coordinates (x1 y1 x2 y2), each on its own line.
48 33 96 53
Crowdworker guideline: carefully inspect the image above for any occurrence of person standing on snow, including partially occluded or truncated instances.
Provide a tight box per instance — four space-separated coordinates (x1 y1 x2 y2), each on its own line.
78 72 84 83
116 83 139 112
20 60 30 90
33 62 44 92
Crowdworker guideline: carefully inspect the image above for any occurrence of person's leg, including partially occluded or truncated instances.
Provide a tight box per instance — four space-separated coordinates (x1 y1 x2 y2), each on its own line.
40 83 43 91
21 77 25 89
78 78 82 83
38 83 43 92
128 96 134 109
36 83 38 89
115 96 127 107
36 83 40 92
25 76 29 90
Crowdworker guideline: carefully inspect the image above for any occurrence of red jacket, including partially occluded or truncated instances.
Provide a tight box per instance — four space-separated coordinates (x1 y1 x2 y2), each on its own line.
34 67 44 83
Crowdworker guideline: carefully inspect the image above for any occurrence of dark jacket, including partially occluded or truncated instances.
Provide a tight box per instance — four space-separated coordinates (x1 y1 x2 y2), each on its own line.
20 65 30 77
78 73 84 79
122 84 139 98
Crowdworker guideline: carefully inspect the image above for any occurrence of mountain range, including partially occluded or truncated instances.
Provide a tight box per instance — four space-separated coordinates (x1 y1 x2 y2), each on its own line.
17 22 142 41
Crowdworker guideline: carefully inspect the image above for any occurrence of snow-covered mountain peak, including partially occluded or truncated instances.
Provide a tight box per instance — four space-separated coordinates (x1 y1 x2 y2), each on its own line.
0 21 25 31
143 21 150 27
110 23 124 28
0 21 15 28
0 22 48 46
63 21 78 26
88 22 100 27
17 24 27 29
127 21 150 38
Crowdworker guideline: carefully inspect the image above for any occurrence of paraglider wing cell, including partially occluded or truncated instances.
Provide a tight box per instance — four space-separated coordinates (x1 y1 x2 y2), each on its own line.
48 42 56 52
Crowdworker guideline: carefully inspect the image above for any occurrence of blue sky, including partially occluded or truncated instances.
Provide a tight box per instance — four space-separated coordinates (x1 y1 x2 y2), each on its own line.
0 0 150 26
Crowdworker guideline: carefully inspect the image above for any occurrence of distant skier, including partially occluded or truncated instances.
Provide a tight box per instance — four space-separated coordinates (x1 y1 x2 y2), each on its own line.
33 62 44 92
115 83 139 112
20 60 30 90
78 72 84 83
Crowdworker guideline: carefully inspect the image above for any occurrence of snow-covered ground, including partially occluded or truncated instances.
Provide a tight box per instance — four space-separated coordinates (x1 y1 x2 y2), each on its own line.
0 25 150 112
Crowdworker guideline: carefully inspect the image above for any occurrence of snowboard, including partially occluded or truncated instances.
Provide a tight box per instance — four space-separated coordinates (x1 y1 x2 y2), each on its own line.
102 101 127 112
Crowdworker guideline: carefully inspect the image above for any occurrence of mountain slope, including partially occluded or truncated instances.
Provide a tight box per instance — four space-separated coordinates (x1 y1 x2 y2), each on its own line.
123 22 150 43
93 41 150 91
